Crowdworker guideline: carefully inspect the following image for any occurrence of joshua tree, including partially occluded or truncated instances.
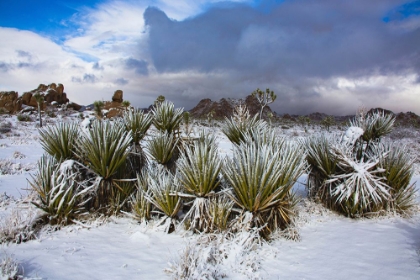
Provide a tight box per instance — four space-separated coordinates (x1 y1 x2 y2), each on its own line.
321 116 335 132
154 95 166 106
251 88 277 120
34 92 44 127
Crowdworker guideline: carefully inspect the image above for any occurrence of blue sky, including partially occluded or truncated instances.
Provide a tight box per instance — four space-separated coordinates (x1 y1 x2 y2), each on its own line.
1 0 420 115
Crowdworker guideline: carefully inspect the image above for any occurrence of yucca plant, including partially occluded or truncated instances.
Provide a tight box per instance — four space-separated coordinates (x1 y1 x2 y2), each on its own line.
75 121 132 210
223 140 306 238
177 138 224 232
350 110 395 144
145 131 179 170
38 122 79 162
152 101 184 135
221 105 267 145
122 109 153 173
144 165 182 233
29 156 92 225
376 143 416 213
326 144 390 216
130 171 152 222
123 109 153 145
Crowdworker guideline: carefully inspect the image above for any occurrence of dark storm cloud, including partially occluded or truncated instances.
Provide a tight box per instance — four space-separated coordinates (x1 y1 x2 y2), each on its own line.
124 58 149 75
142 0 420 114
145 0 419 78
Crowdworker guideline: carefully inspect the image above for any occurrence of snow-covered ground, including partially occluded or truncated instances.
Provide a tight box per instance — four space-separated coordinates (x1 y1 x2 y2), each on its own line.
1 114 420 279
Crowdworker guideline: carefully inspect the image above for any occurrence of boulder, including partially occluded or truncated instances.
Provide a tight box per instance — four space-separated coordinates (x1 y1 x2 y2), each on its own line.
112 90 123 103
0 91 21 113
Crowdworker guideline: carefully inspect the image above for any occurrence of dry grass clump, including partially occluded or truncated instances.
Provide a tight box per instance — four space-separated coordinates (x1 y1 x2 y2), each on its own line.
0 253 24 280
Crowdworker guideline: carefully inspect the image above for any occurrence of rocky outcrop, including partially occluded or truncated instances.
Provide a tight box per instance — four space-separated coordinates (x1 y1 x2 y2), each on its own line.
103 90 125 118
20 83 70 109
0 91 22 113
189 95 273 120
112 90 123 103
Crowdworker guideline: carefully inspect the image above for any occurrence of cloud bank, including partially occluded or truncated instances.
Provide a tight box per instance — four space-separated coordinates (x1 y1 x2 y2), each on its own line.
0 0 419 115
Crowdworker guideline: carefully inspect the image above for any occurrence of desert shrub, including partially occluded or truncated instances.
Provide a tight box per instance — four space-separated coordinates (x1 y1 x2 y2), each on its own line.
75 121 132 210
38 122 79 161
0 208 38 244
152 101 184 134
17 114 31 122
0 253 24 280
29 157 92 225
166 231 264 279
176 138 224 232
223 137 305 238
0 121 12 133
144 165 182 233
221 105 267 145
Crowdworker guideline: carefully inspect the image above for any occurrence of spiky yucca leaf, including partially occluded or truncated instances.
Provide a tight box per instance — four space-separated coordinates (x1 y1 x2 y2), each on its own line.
177 140 223 197
75 121 132 180
130 171 151 221
301 135 339 201
152 101 184 134
30 158 92 225
377 143 416 213
145 132 179 165
328 145 390 216
29 155 58 205
223 141 305 237
144 165 182 221
122 109 153 144
38 122 79 161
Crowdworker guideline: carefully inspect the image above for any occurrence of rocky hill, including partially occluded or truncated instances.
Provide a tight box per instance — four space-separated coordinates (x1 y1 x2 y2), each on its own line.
189 95 273 119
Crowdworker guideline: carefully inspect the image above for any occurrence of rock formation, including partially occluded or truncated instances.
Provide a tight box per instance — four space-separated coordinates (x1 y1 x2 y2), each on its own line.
112 90 123 103
189 95 273 119
20 83 70 109
103 90 125 118
0 83 78 113
0 91 22 113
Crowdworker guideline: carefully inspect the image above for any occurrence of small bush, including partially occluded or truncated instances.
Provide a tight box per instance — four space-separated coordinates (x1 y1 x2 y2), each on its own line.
17 114 31 122
0 121 12 133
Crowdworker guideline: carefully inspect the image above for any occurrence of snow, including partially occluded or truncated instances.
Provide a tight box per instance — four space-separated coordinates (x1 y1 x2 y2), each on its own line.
1 114 420 279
